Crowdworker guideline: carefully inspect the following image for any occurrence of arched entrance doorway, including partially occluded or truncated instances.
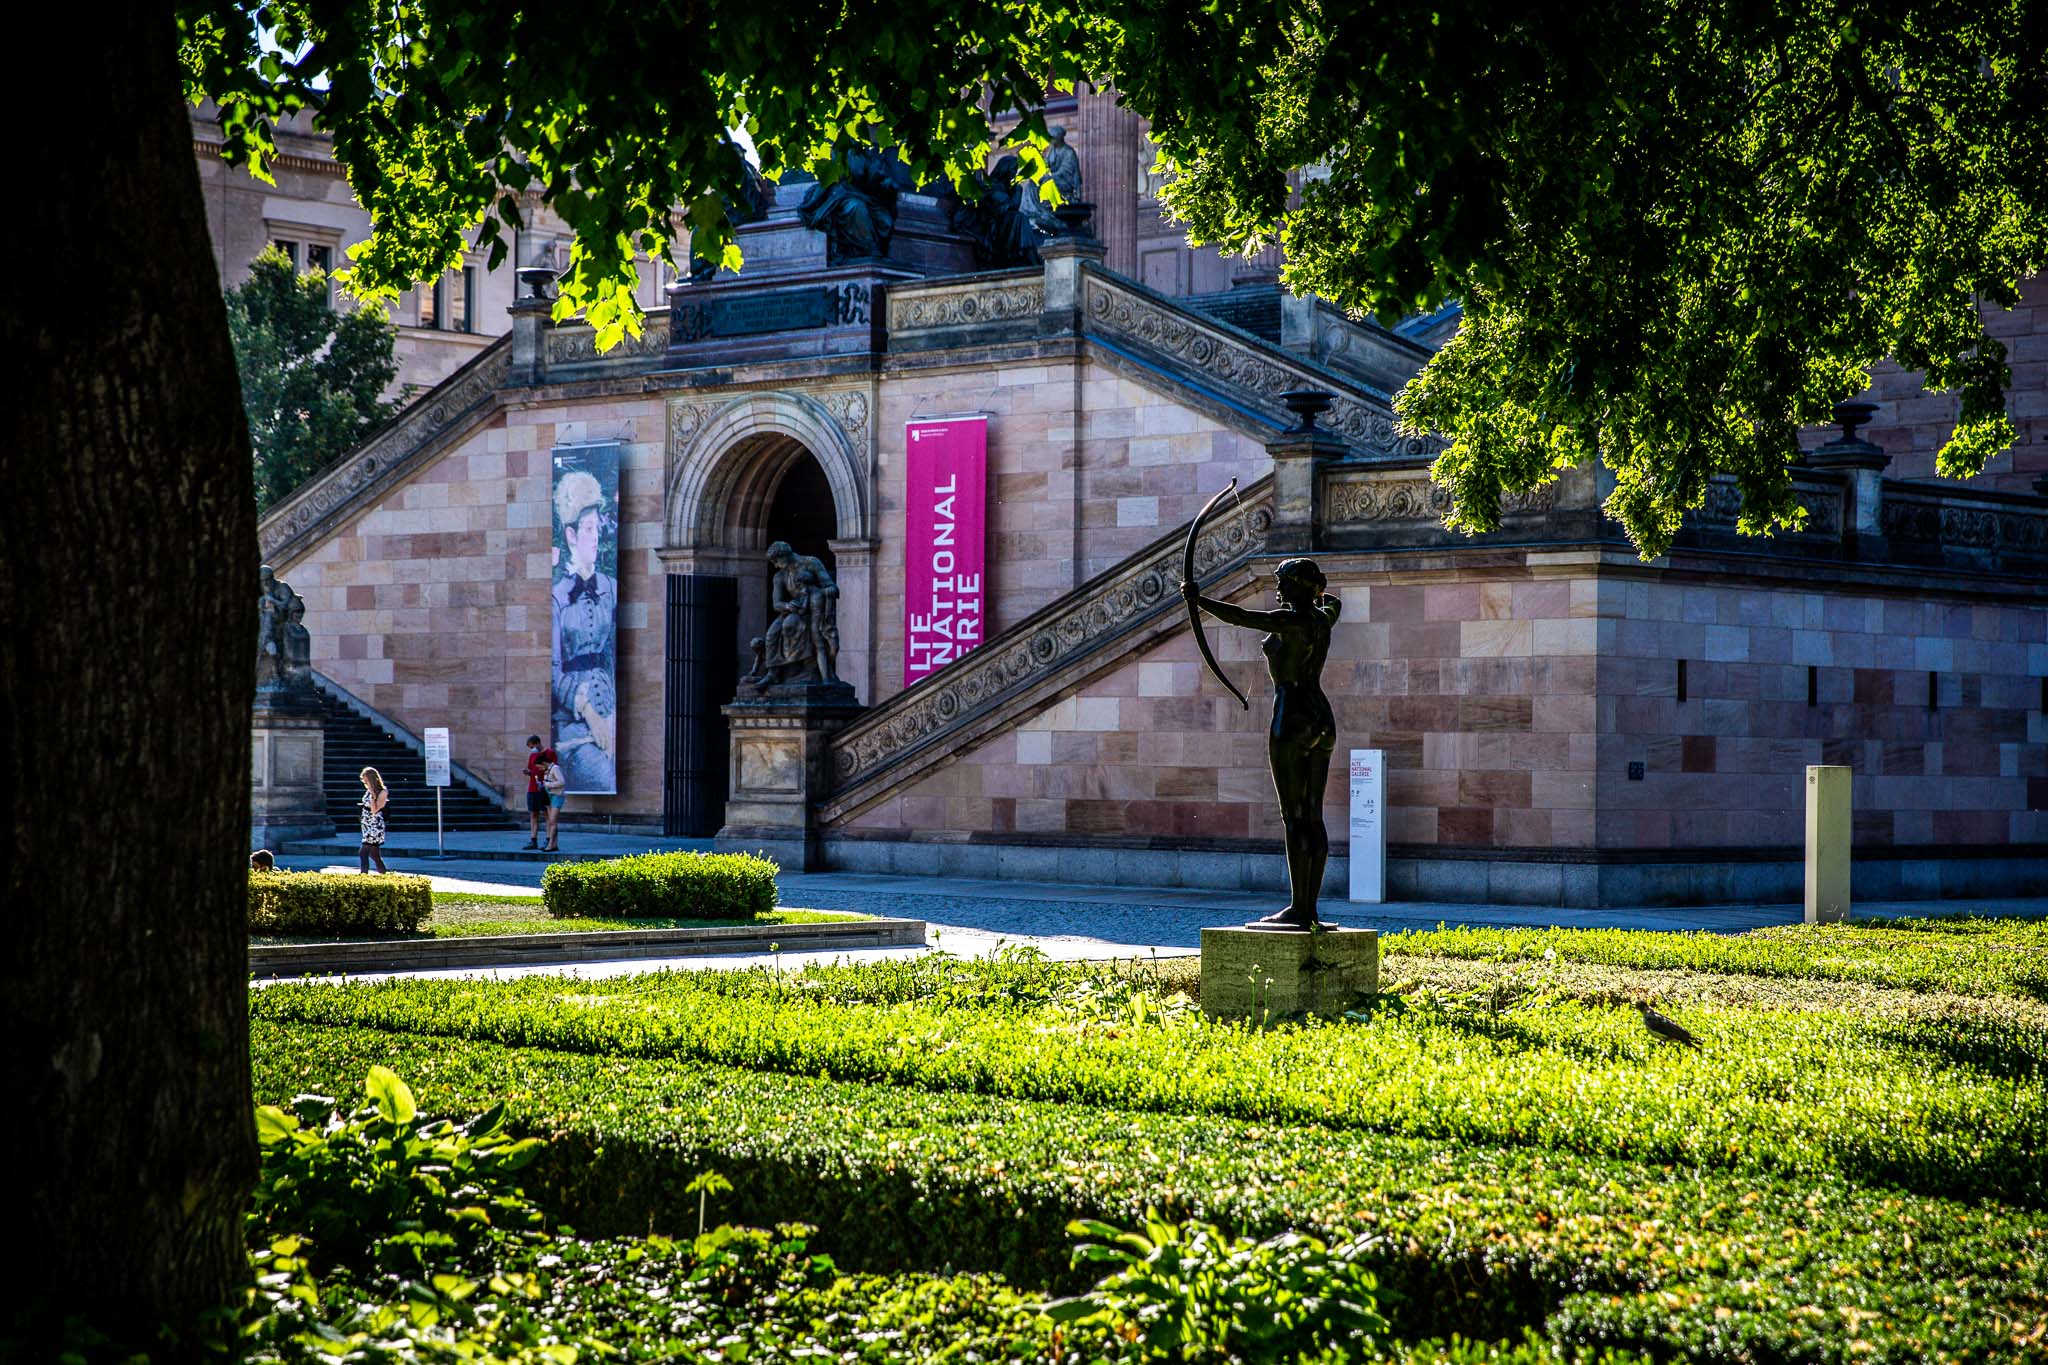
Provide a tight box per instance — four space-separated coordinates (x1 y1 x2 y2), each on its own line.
661 390 873 835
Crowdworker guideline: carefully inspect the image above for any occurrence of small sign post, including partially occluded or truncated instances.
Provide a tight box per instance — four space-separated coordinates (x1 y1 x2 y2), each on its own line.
423 727 452 860
1347 748 1386 904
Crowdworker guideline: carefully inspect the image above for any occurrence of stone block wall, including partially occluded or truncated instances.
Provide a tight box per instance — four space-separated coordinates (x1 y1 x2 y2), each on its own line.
837 560 1606 858
871 356 1269 699
1857 274 2048 494
1599 575 2048 849
282 397 671 817
834 555 2048 875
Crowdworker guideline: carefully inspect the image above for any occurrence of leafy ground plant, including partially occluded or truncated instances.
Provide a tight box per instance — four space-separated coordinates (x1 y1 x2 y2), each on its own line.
1047 1213 1389 1363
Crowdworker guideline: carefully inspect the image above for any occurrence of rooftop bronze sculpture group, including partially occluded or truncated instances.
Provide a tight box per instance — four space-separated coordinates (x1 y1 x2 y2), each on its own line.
1182 480 1341 931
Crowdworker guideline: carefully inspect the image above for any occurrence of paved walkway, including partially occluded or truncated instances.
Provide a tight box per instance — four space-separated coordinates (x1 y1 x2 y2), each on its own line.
271 829 2048 983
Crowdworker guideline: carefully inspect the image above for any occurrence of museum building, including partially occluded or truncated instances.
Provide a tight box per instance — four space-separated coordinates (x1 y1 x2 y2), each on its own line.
254 99 2048 908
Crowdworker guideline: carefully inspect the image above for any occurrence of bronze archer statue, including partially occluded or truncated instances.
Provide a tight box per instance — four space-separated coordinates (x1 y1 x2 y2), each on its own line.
1181 553 1342 930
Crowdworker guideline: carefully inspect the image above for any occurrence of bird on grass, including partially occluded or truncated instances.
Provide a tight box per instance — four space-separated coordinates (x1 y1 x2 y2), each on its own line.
1634 999 1700 1049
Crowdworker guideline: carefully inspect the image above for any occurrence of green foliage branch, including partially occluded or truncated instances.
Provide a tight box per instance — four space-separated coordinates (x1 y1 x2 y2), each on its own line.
226 246 396 511
1046 1212 1390 1363
1119 0 2048 554
178 0 1106 350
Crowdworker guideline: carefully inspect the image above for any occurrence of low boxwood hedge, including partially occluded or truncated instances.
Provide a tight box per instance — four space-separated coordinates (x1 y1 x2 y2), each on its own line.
1381 921 2048 999
539 850 777 920
247 870 431 937
249 964 2048 1208
249 1021 2048 1364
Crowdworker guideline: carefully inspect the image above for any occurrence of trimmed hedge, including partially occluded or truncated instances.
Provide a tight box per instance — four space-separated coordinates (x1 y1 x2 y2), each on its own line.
250 1022 2048 1363
247 870 431 937
539 849 777 920
249 965 2048 1207
1382 921 2048 999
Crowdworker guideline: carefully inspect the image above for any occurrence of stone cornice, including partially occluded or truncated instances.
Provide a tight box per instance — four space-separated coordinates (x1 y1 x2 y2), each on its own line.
192 139 340 179
257 337 512 567
821 478 1274 822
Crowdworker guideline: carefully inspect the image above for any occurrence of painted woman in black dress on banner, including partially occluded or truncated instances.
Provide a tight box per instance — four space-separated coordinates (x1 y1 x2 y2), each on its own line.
550 466 618 793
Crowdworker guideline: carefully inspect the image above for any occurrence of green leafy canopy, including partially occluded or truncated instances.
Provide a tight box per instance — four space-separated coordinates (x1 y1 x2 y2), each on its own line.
1129 0 2048 553
225 246 397 511
179 0 1107 351
183 2 2048 553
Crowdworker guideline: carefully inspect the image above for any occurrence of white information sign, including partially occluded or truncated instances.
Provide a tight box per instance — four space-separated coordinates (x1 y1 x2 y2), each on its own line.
423 727 452 788
1347 748 1386 904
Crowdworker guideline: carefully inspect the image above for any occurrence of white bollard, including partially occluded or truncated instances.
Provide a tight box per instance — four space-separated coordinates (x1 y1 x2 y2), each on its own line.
1804 765 1851 924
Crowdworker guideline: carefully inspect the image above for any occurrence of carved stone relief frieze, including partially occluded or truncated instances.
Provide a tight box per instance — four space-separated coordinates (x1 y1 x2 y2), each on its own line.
1691 477 1843 538
887 281 1045 332
1884 497 2048 554
1322 473 1557 526
545 315 673 365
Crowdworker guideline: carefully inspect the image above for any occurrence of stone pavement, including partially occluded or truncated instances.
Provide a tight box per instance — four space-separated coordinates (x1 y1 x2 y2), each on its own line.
269 828 2048 983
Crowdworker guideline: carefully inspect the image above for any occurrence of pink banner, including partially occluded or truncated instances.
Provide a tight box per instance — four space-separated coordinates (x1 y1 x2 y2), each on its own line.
902 416 988 685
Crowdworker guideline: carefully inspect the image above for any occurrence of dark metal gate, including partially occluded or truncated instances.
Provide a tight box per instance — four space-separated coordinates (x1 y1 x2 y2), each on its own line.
663 574 739 836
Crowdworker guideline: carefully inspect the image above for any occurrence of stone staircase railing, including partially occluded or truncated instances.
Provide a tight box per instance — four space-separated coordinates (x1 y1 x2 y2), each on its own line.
258 336 514 566
821 477 1273 822
1077 268 1437 460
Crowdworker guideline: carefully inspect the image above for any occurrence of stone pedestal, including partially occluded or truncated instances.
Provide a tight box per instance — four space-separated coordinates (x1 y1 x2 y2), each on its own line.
715 686 864 872
251 698 332 848
1200 927 1379 1020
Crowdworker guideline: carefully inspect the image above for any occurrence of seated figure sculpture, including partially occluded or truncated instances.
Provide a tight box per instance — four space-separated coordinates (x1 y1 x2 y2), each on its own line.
255 564 314 700
743 541 844 689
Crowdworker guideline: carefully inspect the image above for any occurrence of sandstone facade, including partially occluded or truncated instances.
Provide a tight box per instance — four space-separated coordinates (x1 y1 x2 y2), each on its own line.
254 159 2048 907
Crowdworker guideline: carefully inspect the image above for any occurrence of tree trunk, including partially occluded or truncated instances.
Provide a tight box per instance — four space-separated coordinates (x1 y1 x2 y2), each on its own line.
1 8 256 1355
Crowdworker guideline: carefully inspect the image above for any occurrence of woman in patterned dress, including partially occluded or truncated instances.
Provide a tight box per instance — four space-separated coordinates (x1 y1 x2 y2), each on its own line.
357 766 389 874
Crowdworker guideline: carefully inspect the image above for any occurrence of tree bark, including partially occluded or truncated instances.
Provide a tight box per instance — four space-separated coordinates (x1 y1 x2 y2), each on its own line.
2 7 256 1354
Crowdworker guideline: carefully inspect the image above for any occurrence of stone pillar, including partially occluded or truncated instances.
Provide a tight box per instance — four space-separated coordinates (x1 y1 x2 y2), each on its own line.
1267 390 1347 554
509 267 556 386
251 700 331 849
1074 85 1141 277
828 537 878 705
716 691 865 872
1039 231 1108 330
1280 292 1320 359
1804 401 1890 560
1804 764 1851 924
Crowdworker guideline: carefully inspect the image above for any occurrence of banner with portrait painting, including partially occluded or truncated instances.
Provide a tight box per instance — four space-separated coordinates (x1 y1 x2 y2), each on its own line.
550 443 621 794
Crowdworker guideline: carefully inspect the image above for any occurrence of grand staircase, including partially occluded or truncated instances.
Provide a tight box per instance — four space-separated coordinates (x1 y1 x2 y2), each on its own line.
314 688 515 833
256 255 1439 835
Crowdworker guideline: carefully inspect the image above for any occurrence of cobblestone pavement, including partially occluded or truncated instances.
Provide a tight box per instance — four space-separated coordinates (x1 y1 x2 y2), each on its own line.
271 845 2048 983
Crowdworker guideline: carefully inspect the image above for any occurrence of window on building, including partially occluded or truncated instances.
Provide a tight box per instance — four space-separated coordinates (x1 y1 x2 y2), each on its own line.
452 266 475 333
416 266 477 331
272 239 299 268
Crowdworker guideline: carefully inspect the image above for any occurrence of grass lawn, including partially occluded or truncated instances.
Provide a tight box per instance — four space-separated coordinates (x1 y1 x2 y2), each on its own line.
250 890 862 943
245 913 2048 1362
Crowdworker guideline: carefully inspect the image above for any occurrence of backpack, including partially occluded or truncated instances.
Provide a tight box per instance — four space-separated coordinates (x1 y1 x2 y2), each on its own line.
543 762 567 795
